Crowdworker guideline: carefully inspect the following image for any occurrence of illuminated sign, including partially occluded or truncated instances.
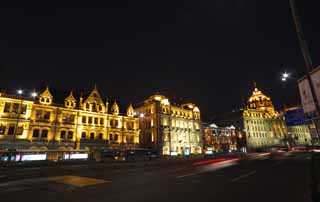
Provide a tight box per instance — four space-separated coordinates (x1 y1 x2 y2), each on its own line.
170 152 177 156
21 154 47 161
64 153 88 160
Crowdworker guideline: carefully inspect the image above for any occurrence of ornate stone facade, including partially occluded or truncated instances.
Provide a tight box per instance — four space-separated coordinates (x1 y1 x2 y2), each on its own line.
0 86 140 151
134 94 202 155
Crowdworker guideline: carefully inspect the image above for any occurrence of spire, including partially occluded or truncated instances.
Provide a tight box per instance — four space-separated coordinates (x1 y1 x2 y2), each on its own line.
112 100 119 115
65 90 77 108
94 83 98 90
66 90 76 101
39 86 53 105
127 102 134 117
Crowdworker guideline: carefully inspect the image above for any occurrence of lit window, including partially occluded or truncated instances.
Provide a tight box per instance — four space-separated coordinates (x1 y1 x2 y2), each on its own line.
0 126 6 135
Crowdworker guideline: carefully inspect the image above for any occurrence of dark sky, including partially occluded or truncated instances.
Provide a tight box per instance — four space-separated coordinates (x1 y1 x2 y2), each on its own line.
0 1 320 120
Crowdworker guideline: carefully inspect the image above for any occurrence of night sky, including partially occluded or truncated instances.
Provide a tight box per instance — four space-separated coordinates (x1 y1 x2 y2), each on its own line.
0 1 320 120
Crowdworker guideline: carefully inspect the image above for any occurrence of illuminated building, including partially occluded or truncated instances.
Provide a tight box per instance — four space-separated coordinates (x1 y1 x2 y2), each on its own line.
203 123 246 153
214 84 287 151
134 94 202 155
284 106 312 146
0 86 140 151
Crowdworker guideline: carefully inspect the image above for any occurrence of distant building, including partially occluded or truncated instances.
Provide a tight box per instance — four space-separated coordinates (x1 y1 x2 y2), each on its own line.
203 123 246 153
214 84 287 151
284 106 312 146
0 86 140 151
134 94 202 156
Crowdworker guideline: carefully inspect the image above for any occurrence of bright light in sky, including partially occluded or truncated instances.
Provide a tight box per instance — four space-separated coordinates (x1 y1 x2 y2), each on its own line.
282 72 289 78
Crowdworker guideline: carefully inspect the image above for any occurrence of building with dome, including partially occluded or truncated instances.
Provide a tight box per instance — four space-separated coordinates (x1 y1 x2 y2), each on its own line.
214 84 288 151
0 86 140 151
134 94 203 156
243 84 287 149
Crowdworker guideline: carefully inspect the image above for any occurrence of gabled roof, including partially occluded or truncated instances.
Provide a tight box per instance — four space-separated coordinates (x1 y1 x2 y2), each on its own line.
83 85 105 106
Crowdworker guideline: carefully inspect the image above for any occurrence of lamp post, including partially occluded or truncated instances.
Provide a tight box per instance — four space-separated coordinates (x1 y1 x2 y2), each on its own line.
11 90 37 150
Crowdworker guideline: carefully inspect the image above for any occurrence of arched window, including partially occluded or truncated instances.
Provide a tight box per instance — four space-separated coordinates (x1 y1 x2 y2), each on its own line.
41 129 48 138
86 103 90 110
98 133 103 140
90 132 95 140
60 130 66 139
92 103 97 112
40 97 45 103
32 129 40 138
81 132 87 139
67 131 73 139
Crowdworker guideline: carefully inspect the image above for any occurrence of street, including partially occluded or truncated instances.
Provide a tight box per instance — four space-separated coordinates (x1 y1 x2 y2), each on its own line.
0 152 312 202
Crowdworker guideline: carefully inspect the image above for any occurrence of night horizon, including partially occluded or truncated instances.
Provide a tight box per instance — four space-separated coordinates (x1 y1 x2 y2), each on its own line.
0 2 320 202
0 1 320 117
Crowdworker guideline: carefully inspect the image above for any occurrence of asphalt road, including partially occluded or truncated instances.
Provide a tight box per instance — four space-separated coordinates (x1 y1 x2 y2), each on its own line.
0 152 313 202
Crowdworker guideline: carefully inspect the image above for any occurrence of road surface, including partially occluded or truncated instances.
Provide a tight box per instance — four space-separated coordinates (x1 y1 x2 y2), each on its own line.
0 152 313 202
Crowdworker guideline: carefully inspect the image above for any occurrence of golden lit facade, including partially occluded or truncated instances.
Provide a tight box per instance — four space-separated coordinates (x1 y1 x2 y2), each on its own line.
134 95 202 155
287 125 311 145
0 86 140 151
284 106 312 146
243 86 287 150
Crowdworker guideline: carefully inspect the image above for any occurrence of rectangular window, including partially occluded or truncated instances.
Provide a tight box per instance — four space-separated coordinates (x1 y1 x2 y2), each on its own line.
44 111 50 120
35 110 42 120
114 134 118 141
8 126 15 135
16 127 23 135
69 115 75 123
88 117 92 124
4 102 11 113
67 131 73 139
115 120 119 127
12 103 19 113
94 117 98 124
62 114 68 123
32 129 40 138
60 131 66 139
82 116 87 124
0 126 6 134
100 118 104 125
41 130 48 138
127 122 134 130
20 104 27 114
109 134 113 140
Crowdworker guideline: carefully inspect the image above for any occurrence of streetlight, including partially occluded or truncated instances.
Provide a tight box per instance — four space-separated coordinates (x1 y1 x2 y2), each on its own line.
11 89 36 151
31 92 37 98
17 89 23 95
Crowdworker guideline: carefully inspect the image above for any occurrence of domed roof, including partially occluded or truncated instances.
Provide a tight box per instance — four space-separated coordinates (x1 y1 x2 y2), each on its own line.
247 85 274 111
